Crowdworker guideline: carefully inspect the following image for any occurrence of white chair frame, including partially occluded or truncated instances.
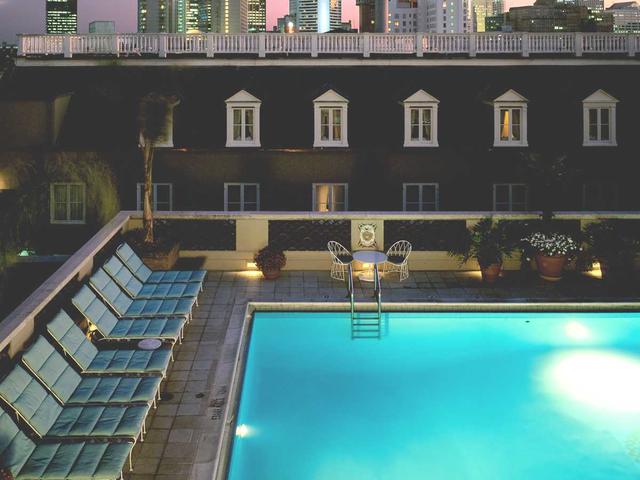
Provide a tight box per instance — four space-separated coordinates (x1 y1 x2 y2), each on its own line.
327 241 353 281
383 240 412 281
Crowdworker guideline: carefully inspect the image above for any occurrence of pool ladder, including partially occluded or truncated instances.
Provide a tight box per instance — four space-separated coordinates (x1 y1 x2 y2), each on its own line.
348 263 383 339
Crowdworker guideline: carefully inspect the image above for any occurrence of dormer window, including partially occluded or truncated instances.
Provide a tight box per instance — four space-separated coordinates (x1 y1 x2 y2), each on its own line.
493 89 528 147
403 90 439 147
225 90 261 147
583 89 618 147
313 89 348 148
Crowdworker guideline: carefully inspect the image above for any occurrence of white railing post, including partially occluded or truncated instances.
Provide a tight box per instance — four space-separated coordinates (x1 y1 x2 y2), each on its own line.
311 34 318 58
258 33 266 57
63 36 72 58
628 34 636 57
17 35 24 57
416 33 423 57
112 34 119 56
575 32 583 57
363 33 370 58
469 33 476 57
206 34 215 58
158 34 167 58
521 33 530 58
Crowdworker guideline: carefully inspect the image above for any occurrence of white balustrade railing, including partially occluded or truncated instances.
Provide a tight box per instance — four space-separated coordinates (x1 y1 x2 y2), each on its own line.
17 33 640 59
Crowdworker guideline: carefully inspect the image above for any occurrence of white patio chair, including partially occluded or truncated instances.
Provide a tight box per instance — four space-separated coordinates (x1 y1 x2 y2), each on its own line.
327 241 353 281
383 240 412 281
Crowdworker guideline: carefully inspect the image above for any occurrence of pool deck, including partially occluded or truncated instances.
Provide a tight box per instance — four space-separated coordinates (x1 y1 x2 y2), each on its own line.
126 269 640 480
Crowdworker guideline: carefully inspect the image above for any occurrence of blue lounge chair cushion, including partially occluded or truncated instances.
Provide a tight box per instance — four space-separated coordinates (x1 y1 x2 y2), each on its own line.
116 243 207 284
1 409 133 479
46 310 172 375
22 337 160 405
103 256 201 299
72 287 185 342
88 272 195 318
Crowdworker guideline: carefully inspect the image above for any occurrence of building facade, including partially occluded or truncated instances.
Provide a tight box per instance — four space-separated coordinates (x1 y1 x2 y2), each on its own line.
357 0 377 31
421 0 473 33
46 0 78 34
506 0 613 32
138 0 185 33
607 1 640 32
2 60 639 221
472 0 504 31
248 0 267 31
88 21 117 34
389 0 418 33
213 0 248 33
296 0 343 32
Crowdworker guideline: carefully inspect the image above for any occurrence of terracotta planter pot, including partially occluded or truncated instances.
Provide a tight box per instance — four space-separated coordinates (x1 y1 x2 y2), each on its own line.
140 242 180 270
261 269 281 280
480 263 502 284
535 253 567 281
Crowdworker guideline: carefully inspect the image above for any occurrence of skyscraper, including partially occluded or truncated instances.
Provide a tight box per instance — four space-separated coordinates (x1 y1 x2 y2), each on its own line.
420 0 472 32
471 0 504 31
248 0 267 31
212 0 248 33
389 0 418 33
138 0 212 33
297 0 342 32
46 0 78 34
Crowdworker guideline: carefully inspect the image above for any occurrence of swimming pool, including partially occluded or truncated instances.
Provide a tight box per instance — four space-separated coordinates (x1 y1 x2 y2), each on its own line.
226 311 640 479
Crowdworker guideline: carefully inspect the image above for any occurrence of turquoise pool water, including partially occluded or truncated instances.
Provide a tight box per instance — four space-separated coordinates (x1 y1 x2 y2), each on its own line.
227 311 640 479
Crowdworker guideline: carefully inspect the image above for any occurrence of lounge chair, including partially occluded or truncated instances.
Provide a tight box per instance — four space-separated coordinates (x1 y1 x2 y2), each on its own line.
88 269 195 319
116 242 207 284
47 310 172 376
0 366 148 441
22 336 161 406
103 255 201 300
72 287 186 344
0 409 133 480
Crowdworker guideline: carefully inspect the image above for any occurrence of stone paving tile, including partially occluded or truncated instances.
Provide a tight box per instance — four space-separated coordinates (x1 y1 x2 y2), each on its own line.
125 268 640 479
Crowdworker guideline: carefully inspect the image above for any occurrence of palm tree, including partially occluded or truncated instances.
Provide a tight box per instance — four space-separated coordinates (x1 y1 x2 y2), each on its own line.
137 93 179 244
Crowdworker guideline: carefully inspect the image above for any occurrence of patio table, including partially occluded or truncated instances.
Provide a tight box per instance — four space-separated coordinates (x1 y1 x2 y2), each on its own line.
353 250 387 282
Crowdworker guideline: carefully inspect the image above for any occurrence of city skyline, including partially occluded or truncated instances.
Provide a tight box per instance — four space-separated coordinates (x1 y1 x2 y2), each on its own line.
0 0 624 43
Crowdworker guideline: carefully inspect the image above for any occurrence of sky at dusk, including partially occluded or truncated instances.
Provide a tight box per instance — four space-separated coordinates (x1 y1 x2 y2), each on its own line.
0 0 616 44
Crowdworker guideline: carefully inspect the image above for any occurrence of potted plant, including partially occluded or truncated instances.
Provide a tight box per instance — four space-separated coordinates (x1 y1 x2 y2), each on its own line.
254 246 287 280
522 232 580 281
448 217 516 284
582 220 640 283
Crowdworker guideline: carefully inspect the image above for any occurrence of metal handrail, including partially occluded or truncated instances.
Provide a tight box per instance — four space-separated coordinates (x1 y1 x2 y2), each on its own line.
373 264 382 319
348 263 355 318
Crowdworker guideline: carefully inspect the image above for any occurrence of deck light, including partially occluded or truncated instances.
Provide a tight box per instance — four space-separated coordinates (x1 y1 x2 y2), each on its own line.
246 262 257 270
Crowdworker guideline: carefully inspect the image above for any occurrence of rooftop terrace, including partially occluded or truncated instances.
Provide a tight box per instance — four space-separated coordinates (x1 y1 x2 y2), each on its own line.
16 32 640 61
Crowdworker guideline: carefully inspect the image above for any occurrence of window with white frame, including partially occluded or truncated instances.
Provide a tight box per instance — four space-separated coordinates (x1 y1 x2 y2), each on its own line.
313 183 348 212
136 183 173 211
493 90 528 147
582 182 619 210
225 90 261 147
582 90 618 146
403 90 439 147
313 90 348 148
493 183 528 211
403 183 439 211
50 183 86 224
224 183 260 211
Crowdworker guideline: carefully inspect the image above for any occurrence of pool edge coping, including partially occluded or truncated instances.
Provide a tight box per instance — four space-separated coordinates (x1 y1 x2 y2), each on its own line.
209 300 640 480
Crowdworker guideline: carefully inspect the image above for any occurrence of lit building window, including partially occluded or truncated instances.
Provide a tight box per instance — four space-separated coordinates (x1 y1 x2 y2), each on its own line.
493 89 528 147
225 90 261 147
313 183 348 211
50 183 85 224
493 183 528 211
136 183 173 211
225 183 260 211
403 183 439 211
403 90 439 147
313 90 349 148
582 89 618 147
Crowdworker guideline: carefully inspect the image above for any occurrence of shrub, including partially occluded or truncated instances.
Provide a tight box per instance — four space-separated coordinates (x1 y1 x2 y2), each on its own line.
254 246 286 272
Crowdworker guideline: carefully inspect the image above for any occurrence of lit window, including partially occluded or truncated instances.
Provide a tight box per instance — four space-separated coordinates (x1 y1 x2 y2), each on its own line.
225 90 261 147
583 90 618 146
136 183 173 211
403 90 439 147
50 183 85 224
493 183 528 211
313 90 348 148
224 183 260 211
313 183 348 211
403 183 439 211
493 90 528 147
